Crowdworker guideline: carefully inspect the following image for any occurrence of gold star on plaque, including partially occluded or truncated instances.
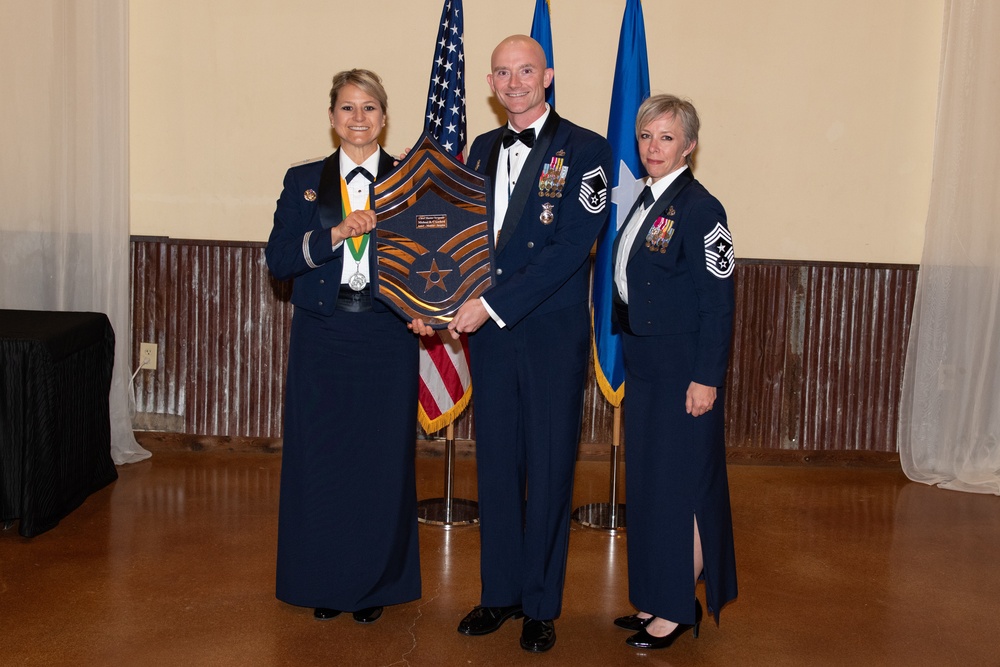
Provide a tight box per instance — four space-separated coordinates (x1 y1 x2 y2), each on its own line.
417 258 452 292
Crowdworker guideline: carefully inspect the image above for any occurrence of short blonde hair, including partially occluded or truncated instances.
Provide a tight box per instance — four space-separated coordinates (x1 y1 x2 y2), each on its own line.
329 69 388 113
635 95 700 163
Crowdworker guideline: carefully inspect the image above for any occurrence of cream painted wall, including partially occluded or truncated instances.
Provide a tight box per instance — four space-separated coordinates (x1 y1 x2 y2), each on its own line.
130 0 944 262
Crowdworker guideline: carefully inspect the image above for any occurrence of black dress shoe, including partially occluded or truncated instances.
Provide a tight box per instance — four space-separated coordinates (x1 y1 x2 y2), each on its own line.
520 617 556 652
614 613 653 631
352 606 383 624
457 604 524 635
625 599 703 650
313 607 342 620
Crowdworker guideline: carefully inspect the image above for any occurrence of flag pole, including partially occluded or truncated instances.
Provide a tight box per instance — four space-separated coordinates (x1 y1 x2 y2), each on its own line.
572 404 626 531
608 405 623 527
415 0 477 528
417 421 478 526
572 0 648 532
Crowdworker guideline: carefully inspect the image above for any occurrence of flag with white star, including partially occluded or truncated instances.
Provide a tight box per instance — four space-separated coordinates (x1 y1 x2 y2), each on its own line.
591 0 649 407
424 0 466 160
417 0 473 435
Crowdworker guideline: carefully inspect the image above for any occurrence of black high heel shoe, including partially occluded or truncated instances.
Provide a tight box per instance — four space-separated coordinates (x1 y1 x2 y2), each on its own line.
613 613 653 631
625 599 702 650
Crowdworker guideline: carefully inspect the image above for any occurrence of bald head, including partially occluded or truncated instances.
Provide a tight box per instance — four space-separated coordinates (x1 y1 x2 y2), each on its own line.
491 34 548 70
487 34 554 130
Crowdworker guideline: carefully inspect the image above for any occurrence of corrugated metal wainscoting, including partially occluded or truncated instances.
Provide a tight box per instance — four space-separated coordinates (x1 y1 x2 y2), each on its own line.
131 238 916 454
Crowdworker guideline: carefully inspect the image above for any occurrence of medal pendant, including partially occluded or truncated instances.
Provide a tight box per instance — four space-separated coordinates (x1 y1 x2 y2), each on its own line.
349 271 368 291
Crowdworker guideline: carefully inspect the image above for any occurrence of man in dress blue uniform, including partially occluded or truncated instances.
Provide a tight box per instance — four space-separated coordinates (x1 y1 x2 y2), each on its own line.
424 34 612 653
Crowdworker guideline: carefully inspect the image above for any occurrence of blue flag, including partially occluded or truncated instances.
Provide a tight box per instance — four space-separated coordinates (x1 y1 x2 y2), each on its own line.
529 0 555 108
591 0 650 407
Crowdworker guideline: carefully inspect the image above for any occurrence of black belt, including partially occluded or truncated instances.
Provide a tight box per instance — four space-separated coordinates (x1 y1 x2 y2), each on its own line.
335 286 373 313
613 294 634 335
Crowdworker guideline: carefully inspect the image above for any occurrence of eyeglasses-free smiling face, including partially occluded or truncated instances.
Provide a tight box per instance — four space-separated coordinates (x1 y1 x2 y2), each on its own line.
328 83 385 158
487 36 553 131
638 113 697 183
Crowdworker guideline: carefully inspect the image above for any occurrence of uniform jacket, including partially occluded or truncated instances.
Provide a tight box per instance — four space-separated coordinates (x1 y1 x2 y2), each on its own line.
468 111 613 328
612 169 735 387
265 148 396 315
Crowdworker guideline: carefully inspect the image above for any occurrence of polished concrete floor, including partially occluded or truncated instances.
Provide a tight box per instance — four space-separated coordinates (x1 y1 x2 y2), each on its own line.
3 446 999 666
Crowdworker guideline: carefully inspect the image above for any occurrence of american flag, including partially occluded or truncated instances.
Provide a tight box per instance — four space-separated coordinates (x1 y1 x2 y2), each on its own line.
424 0 466 156
416 0 473 434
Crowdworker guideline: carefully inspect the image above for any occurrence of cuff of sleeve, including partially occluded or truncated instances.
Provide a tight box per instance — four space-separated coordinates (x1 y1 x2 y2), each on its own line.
481 296 506 329
692 364 727 389
304 229 340 268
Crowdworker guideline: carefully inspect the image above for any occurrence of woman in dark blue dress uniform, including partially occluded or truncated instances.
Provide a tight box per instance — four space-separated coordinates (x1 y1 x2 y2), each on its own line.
610 95 738 649
266 69 420 624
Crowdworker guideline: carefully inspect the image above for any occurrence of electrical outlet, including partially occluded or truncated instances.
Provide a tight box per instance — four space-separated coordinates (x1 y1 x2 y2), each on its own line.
139 342 158 371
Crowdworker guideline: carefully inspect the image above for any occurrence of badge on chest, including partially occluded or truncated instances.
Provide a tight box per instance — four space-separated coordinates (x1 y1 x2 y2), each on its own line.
645 215 675 253
538 157 568 198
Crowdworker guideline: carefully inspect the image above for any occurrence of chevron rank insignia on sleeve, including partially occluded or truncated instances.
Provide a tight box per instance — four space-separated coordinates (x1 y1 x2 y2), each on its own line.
704 222 735 278
579 166 607 214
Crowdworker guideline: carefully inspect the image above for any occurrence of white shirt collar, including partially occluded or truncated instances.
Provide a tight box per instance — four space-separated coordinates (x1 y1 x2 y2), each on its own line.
506 104 551 140
339 147 381 180
647 165 689 200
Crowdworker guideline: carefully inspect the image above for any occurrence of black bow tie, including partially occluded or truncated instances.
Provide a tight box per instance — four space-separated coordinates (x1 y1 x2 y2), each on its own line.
345 166 374 183
501 127 536 148
640 185 654 209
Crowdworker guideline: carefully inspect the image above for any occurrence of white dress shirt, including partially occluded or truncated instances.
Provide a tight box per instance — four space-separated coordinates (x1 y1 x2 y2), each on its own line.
491 105 551 244
481 106 552 328
336 149 381 287
614 165 689 304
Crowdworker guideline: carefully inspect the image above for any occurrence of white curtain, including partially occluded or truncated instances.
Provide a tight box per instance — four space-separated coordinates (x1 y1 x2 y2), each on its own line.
898 0 1000 494
0 0 149 464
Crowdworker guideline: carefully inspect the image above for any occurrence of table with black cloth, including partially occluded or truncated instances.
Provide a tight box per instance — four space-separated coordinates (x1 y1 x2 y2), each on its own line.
0 310 118 537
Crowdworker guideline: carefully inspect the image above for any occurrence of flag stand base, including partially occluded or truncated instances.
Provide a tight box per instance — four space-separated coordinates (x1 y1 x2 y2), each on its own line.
417 425 479 527
572 405 626 531
417 497 479 527
571 502 626 531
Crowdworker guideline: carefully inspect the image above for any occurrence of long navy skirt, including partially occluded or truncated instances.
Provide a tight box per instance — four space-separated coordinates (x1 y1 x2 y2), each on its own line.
623 329 738 624
275 306 421 611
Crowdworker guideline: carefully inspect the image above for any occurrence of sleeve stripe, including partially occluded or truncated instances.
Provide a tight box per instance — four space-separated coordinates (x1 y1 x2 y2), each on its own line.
303 230 321 269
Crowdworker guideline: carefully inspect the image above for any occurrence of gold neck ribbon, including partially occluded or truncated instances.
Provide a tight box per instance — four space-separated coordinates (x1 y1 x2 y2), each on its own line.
340 176 371 259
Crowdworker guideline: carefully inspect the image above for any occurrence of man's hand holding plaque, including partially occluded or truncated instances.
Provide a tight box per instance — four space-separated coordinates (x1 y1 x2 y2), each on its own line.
408 298 490 339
